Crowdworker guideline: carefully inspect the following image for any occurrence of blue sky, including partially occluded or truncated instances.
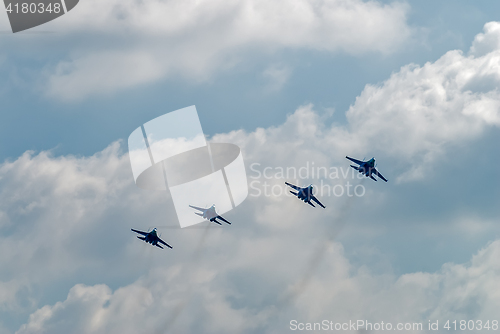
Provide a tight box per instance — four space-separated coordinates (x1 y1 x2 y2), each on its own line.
1 1 500 333
1 0 500 159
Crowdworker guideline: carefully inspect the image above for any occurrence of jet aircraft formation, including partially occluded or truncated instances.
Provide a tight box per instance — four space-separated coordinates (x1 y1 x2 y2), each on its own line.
285 156 387 208
131 204 231 250
132 156 387 249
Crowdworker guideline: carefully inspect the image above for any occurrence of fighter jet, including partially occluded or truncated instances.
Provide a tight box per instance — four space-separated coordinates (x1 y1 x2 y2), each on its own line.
131 228 173 249
284 182 326 208
346 156 387 182
189 204 231 225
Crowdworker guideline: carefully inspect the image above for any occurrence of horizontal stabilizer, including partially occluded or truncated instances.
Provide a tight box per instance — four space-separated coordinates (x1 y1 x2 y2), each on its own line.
210 218 222 225
307 201 315 207
350 165 359 170
217 216 232 225
158 239 173 249
370 175 377 181
312 196 326 209
155 244 163 249
195 212 203 216
290 191 298 196
137 236 145 240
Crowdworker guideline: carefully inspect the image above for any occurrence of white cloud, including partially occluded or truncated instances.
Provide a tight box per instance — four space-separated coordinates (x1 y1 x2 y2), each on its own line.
15 238 500 333
0 143 165 286
293 240 500 325
343 42 500 180
35 0 411 100
202 20 500 184
469 22 500 57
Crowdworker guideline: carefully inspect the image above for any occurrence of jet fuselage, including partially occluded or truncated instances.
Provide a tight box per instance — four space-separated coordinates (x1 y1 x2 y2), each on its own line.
297 186 313 202
203 206 218 220
144 228 159 245
357 159 376 176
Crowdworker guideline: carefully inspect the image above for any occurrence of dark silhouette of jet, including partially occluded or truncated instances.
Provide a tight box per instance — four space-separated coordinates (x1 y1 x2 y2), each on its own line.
285 182 325 208
131 228 172 249
346 156 387 182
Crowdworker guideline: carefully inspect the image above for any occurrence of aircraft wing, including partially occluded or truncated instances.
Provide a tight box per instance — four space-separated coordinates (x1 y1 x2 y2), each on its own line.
217 215 231 225
345 156 364 165
311 196 326 208
189 205 206 212
285 182 301 191
131 229 148 236
373 168 388 182
157 237 173 249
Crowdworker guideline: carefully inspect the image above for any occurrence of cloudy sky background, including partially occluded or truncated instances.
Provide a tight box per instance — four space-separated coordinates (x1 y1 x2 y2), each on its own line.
1 0 500 333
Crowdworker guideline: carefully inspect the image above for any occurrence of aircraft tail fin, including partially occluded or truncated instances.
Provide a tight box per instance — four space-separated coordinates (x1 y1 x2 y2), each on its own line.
290 191 298 196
